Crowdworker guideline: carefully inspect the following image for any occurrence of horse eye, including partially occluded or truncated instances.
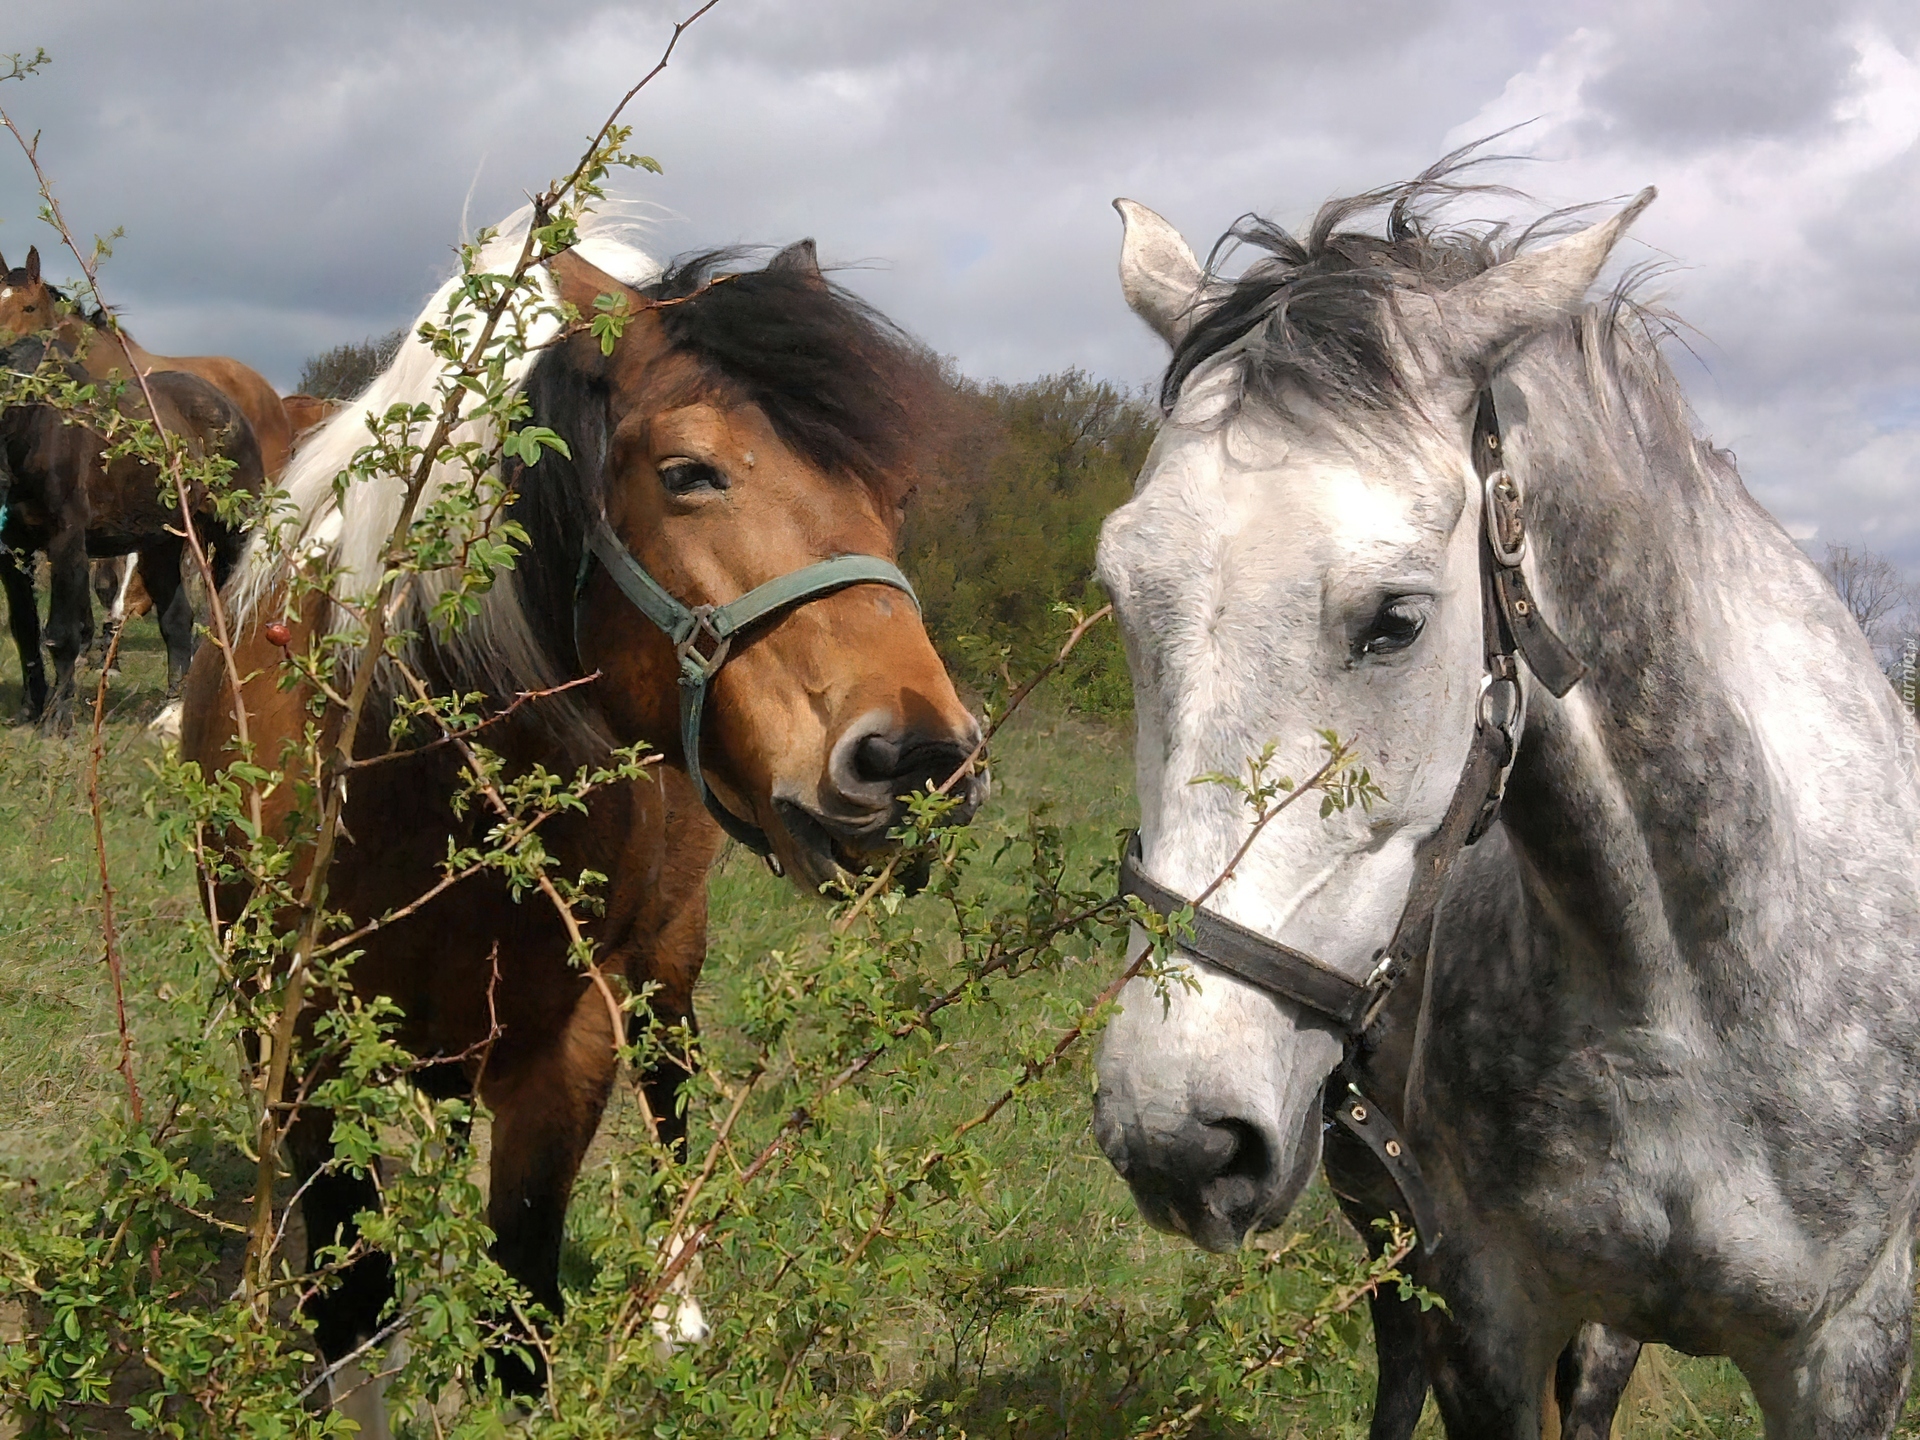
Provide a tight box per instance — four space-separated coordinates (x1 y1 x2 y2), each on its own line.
658 459 728 495
1354 595 1431 659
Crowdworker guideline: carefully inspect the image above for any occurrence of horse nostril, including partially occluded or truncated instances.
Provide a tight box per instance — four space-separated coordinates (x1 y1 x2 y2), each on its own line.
834 724 976 808
1196 1119 1270 1219
854 732 903 786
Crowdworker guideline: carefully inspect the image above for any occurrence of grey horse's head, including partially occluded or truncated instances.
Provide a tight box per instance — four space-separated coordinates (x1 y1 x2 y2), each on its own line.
1091 181 1652 1251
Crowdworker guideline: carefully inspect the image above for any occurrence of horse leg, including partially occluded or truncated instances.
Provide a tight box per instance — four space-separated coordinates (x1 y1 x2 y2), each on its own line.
286 1098 397 1439
206 517 245 593
1740 1226 1914 1439
40 525 91 732
99 556 138 675
138 542 194 694
1417 1267 1565 1439
478 981 620 1397
624 794 723 1352
0 548 46 723
1322 1120 1430 1440
1553 1323 1640 1439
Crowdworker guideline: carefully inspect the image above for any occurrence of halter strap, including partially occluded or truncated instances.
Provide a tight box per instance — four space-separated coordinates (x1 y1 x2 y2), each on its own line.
576 517 919 858
1115 387 1586 1251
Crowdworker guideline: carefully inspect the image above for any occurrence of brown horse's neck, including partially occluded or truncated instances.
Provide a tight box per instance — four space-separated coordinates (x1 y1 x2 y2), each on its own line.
46 314 138 382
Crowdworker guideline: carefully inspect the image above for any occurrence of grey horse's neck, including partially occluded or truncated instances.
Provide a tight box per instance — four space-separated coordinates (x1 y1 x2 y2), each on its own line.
1492 315 1920 1008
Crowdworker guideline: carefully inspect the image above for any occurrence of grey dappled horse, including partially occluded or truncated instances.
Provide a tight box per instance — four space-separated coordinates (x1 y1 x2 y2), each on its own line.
1090 162 1920 1438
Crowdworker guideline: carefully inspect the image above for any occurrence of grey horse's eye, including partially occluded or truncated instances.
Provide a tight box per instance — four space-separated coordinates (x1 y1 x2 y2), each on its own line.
1354 595 1431 659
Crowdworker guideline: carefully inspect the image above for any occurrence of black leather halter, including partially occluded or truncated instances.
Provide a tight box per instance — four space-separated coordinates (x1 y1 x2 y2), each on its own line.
1116 390 1585 1252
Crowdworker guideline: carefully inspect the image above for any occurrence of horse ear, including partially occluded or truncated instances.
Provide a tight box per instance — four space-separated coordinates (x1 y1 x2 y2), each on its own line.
546 250 637 370
1115 199 1203 348
24 247 40 283
1429 188 1655 370
768 239 822 280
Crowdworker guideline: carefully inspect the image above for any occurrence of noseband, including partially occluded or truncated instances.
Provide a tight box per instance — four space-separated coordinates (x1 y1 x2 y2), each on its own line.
576 518 919 860
1116 391 1586 1251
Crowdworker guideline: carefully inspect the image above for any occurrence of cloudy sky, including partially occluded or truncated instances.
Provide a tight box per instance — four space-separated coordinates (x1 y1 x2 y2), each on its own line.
3 1 1917 562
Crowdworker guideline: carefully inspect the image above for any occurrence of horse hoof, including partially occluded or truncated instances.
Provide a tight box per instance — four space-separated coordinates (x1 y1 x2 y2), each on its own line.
147 700 184 744
648 1234 710 1358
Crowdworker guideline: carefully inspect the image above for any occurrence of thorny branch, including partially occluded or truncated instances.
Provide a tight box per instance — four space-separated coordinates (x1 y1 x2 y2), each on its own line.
834 602 1114 933
86 624 140 1122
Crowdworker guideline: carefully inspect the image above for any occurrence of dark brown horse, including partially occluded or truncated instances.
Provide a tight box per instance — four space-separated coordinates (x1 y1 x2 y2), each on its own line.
0 284 263 727
182 233 983 1418
0 246 292 479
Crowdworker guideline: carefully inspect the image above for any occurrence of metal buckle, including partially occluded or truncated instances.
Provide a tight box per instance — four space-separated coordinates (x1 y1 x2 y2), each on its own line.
1483 467 1526 568
1470 673 1526 842
675 606 732 685
1477 673 1523 742
1358 951 1403 1031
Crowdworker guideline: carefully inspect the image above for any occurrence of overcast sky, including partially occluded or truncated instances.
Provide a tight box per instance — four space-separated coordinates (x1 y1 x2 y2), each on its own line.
3 1 1917 563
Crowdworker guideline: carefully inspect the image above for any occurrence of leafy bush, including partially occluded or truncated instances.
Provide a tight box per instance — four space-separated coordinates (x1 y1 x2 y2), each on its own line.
903 369 1153 718
294 327 407 400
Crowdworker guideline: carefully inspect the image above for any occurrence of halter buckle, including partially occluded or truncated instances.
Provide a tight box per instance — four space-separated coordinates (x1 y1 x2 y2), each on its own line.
1484 468 1527 568
675 606 733 685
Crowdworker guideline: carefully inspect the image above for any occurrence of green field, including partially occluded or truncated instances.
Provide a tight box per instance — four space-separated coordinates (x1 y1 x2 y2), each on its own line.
0 616 1888 1437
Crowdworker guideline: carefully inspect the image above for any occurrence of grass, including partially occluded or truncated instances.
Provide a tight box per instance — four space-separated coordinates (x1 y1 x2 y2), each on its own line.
0 615 1900 1436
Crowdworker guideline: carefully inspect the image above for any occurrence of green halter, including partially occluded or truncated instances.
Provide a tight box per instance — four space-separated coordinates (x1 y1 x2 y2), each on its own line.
575 517 920 857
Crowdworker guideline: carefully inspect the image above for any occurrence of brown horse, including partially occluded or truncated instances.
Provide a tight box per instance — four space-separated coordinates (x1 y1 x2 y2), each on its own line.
88 554 153 672
182 231 983 1413
0 246 292 478
0 308 263 727
280 391 346 445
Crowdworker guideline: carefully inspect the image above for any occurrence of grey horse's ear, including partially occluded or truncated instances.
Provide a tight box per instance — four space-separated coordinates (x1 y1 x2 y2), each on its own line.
1115 199 1203 348
768 238 822 278
1429 188 1656 369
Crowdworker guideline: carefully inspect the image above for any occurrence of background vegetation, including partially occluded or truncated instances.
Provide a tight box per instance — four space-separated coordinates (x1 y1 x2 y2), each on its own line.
293 328 407 401
900 368 1150 717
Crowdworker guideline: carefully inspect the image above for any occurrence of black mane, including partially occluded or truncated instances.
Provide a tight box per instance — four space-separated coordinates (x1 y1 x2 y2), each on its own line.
1162 148 1570 417
645 249 919 492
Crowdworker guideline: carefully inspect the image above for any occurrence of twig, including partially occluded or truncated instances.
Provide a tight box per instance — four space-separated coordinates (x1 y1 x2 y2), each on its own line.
1191 748 1342 912
342 671 606 771
236 0 724 1297
84 622 140 1121
834 603 1113 933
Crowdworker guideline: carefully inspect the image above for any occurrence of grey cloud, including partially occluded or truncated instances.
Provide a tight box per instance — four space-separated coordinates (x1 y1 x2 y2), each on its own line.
1579 2 1858 146
1 0 1915 569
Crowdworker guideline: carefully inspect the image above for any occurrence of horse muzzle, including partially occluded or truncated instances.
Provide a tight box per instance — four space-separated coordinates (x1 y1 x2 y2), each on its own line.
1091 1083 1320 1252
772 715 988 886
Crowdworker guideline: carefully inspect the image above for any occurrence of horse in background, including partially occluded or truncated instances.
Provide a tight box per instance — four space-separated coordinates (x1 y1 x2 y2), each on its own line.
1093 163 1920 1438
0 248 293 480
280 391 346 444
86 555 150 675
184 224 985 1429
0 297 263 726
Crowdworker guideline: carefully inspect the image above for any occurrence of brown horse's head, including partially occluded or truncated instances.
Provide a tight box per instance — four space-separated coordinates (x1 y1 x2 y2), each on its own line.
0 247 55 346
504 243 984 889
